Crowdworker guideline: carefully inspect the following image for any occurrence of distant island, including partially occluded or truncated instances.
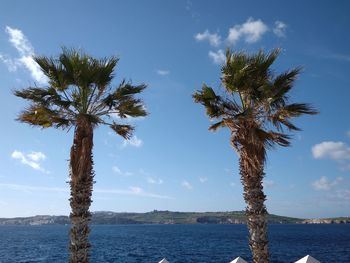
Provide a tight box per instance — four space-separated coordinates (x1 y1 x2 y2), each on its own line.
0 210 349 225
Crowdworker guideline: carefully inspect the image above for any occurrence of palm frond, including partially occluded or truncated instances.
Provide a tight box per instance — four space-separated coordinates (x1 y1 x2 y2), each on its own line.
110 123 134 139
17 104 71 129
270 103 319 131
255 128 291 148
193 85 228 119
14 87 72 109
194 48 318 156
101 81 147 118
268 68 301 108
208 120 226 131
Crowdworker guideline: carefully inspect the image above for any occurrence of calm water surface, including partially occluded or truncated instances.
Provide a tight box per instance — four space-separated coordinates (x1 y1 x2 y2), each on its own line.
0 224 349 262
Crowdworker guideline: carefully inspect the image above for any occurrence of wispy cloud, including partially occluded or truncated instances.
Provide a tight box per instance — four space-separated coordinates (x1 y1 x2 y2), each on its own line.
156 69 170 76
147 177 163 185
95 186 171 199
0 183 172 199
1 26 47 83
185 0 200 22
0 183 66 193
0 54 18 71
263 180 275 188
273 21 287 37
112 166 133 177
195 19 285 65
181 180 192 190
312 141 350 170
208 49 226 64
199 177 208 183
195 30 221 47
332 189 350 201
122 135 143 148
226 18 268 45
312 176 343 191
27 152 46 162
11 150 48 173
324 53 350 62
312 141 350 160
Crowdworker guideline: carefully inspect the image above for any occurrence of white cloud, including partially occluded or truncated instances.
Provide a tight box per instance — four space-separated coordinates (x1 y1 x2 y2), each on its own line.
0 54 18 71
195 30 221 47
339 163 350 171
230 182 236 187
185 0 192 11
182 180 192 190
5 26 33 55
112 166 133 177
27 151 46 162
94 186 173 199
263 180 275 188
325 53 350 62
1 26 47 83
111 111 146 122
18 56 47 83
95 186 171 199
333 189 350 201
11 150 48 173
129 186 142 194
227 18 268 45
273 21 287 37
208 49 226 64
156 69 170 76
312 176 343 191
0 183 172 199
122 135 143 148
347 131 350 137
312 141 350 160
147 177 163 185
199 177 208 183
0 183 66 193
112 166 122 174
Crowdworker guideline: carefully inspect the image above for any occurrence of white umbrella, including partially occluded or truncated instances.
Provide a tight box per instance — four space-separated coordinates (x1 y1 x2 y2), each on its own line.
295 255 321 263
229 257 248 263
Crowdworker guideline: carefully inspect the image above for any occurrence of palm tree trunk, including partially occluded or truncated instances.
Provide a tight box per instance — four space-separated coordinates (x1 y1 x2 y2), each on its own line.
69 117 94 263
239 155 269 263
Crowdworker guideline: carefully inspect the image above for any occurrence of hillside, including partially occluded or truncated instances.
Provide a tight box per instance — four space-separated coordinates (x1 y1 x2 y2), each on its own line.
0 211 348 226
0 210 304 225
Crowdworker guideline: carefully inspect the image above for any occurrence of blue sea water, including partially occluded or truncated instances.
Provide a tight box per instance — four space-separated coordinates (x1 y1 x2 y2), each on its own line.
0 224 349 262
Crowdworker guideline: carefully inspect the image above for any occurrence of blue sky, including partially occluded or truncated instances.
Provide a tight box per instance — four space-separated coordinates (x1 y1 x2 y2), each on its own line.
0 0 349 218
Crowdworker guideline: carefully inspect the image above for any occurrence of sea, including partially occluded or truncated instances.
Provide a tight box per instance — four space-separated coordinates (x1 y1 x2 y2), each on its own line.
0 224 349 263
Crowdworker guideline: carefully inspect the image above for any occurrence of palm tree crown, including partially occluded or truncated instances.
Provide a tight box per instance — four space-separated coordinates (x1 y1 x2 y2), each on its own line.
193 48 318 160
15 48 148 262
194 48 318 263
15 48 147 138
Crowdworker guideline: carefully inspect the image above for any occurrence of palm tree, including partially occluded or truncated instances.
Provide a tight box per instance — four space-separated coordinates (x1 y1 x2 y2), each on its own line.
14 48 147 262
193 49 318 263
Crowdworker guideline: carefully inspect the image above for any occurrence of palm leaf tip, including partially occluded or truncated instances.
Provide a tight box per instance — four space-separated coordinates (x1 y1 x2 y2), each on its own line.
208 121 226 132
110 123 134 139
17 105 70 129
193 85 218 103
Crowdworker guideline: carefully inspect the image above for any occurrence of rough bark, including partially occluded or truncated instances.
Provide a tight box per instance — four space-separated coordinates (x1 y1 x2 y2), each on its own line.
69 117 94 263
239 154 269 263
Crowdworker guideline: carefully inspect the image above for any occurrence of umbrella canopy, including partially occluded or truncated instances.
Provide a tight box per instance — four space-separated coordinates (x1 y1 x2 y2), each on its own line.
229 257 248 263
295 255 321 263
